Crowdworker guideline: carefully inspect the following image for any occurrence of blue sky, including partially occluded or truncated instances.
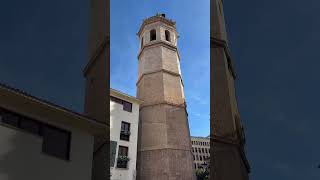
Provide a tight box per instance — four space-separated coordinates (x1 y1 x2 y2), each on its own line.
110 0 210 137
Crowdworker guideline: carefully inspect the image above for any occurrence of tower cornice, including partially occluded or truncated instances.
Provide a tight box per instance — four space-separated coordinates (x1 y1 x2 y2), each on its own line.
211 37 237 79
210 134 251 173
139 101 186 110
137 15 176 37
136 69 183 87
138 40 181 61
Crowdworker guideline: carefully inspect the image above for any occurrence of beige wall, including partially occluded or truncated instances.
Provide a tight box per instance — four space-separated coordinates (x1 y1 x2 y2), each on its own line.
136 15 195 180
0 124 94 180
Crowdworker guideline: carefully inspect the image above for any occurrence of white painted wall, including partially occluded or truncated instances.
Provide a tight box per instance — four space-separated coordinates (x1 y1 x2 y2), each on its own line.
0 123 94 180
110 98 139 180
191 137 210 169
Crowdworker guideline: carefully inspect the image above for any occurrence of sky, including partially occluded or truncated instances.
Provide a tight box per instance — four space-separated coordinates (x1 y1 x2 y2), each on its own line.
110 0 210 137
1 0 320 179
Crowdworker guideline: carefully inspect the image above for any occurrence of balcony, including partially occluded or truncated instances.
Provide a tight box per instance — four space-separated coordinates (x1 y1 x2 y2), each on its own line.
116 156 130 168
120 130 131 141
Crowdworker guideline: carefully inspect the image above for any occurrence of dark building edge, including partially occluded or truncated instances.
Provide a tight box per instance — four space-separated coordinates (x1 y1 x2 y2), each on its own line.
84 0 110 179
210 0 251 179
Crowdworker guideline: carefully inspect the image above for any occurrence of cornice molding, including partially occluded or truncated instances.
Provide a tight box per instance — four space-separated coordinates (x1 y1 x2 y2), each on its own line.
210 134 251 173
137 40 180 61
137 15 176 37
136 69 182 86
139 101 186 110
211 37 237 79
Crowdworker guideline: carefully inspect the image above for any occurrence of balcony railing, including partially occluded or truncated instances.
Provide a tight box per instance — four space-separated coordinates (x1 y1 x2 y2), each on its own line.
120 130 131 135
117 156 130 168
120 130 131 141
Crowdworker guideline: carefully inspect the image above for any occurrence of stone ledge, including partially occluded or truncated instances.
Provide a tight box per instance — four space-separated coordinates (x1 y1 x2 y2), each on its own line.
138 40 181 61
210 134 251 173
211 37 237 79
136 69 182 86
139 101 186 110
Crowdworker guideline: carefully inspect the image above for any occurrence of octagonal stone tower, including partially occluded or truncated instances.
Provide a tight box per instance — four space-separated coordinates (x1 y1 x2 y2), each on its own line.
136 14 196 180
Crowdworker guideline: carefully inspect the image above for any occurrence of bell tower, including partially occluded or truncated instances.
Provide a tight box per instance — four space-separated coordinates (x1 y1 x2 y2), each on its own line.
211 0 250 179
136 14 195 180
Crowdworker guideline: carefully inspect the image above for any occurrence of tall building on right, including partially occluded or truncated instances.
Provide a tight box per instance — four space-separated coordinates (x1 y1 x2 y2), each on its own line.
211 0 251 180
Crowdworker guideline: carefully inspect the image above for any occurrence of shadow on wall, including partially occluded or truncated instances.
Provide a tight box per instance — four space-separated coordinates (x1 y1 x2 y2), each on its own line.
0 126 75 180
109 103 117 173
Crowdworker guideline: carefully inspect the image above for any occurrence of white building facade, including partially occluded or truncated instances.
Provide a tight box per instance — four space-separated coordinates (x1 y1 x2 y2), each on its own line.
191 136 210 170
0 83 107 180
110 89 142 180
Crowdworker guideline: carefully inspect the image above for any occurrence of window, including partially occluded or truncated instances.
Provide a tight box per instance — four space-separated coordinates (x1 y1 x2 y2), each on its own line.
0 108 71 161
118 146 128 156
117 146 129 168
1 112 19 127
194 164 196 169
20 117 40 135
110 96 123 104
165 30 170 42
42 125 71 160
150 29 156 41
123 101 132 112
120 121 130 141
195 148 197 153
200 156 202 161
110 96 132 112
